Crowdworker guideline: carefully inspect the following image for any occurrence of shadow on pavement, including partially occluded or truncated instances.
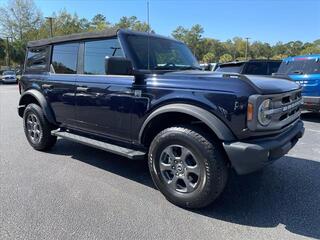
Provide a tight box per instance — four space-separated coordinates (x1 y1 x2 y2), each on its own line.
50 139 154 188
301 111 320 123
195 156 320 239
50 140 320 239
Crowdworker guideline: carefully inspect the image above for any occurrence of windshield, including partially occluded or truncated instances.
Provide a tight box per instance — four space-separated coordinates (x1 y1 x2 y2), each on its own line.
3 71 15 75
126 35 200 71
277 58 320 75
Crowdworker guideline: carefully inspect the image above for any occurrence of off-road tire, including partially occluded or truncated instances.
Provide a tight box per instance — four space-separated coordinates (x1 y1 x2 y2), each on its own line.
148 125 229 209
23 103 57 151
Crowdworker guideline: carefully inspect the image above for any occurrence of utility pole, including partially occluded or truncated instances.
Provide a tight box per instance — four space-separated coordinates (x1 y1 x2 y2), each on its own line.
147 0 150 30
5 36 12 68
245 37 250 60
147 0 150 70
45 17 55 38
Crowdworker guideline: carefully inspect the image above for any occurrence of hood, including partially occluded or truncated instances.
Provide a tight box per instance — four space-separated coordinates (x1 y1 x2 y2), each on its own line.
243 74 300 94
155 71 300 95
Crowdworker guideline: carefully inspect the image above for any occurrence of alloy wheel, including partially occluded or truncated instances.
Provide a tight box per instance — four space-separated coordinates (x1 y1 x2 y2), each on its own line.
26 113 42 144
159 145 201 193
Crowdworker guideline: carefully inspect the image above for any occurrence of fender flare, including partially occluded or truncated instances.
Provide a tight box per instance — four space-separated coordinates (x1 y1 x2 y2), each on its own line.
18 89 57 125
139 103 235 142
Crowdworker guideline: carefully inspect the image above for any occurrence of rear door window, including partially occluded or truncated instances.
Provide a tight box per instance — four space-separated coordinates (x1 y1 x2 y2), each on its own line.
244 62 268 75
25 46 50 72
51 43 79 74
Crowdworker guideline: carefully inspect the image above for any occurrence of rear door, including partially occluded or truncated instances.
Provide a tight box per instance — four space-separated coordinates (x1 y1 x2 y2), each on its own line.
46 43 79 125
74 38 134 141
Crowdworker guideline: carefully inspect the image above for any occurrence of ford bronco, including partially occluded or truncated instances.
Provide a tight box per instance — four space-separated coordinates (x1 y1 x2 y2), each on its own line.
18 29 304 208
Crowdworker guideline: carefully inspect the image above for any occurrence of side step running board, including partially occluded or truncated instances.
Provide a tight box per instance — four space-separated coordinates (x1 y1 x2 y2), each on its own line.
51 129 146 160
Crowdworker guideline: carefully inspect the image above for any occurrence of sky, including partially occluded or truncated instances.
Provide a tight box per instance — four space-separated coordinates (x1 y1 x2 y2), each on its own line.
1 0 320 44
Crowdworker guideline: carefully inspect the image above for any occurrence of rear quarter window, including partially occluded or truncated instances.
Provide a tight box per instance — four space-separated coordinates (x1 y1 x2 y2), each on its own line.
25 46 50 72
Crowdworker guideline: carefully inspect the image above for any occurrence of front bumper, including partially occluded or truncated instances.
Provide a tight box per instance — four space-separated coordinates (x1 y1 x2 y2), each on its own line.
302 96 320 111
223 120 304 175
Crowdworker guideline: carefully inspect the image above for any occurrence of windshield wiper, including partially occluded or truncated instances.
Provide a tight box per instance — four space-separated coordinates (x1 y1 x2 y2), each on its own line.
153 66 175 70
153 66 202 71
178 66 202 70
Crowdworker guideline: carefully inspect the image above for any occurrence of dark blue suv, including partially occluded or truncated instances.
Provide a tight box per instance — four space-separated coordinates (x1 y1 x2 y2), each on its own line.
18 29 304 208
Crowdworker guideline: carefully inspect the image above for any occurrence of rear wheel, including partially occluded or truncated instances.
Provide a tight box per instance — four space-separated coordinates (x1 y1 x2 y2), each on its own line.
23 103 57 151
148 125 229 209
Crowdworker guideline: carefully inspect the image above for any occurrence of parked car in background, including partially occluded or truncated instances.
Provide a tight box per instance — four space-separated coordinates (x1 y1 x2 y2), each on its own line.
276 54 320 112
215 59 282 75
1 70 17 83
18 30 304 209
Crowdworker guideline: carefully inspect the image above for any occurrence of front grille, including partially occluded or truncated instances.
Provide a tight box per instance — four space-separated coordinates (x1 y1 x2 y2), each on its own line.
266 89 302 130
248 89 302 132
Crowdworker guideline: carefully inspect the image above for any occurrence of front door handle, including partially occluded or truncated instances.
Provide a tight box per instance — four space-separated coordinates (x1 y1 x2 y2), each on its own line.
76 86 89 92
42 84 53 90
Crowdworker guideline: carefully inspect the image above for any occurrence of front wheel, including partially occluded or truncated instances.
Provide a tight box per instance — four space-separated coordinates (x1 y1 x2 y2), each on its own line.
148 125 229 209
23 103 57 151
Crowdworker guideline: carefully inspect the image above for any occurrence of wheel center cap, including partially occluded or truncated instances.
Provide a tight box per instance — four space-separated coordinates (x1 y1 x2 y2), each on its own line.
176 164 184 173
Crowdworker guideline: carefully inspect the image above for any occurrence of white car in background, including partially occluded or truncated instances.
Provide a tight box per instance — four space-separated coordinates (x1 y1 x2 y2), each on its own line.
1 70 17 83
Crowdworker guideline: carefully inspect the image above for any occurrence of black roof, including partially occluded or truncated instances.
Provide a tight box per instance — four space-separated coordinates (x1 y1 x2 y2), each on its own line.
27 29 181 48
27 28 118 47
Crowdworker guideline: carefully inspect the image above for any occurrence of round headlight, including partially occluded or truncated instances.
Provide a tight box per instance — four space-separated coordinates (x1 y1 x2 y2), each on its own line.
258 99 272 126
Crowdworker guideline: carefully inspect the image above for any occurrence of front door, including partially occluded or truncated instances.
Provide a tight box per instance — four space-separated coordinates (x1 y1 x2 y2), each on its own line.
74 38 133 141
75 75 134 141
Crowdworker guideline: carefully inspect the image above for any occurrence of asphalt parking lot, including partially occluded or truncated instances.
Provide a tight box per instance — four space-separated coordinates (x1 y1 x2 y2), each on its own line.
0 84 319 240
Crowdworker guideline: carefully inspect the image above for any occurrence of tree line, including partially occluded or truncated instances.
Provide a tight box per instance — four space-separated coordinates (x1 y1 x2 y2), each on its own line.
0 0 319 68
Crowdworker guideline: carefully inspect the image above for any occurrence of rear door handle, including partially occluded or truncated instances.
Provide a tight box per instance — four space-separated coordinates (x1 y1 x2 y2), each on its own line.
76 86 89 92
42 84 53 90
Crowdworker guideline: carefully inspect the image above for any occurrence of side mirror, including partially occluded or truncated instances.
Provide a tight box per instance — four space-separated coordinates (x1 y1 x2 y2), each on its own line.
105 56 133 75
